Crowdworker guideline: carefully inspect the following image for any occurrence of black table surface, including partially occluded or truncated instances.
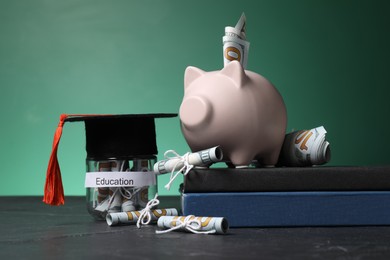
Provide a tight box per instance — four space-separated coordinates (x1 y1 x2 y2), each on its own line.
1 196 390 259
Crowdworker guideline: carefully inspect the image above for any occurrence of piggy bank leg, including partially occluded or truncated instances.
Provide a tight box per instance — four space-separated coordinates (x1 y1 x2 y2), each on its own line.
228 150 254 167
256 149 281 167
225 162 236 168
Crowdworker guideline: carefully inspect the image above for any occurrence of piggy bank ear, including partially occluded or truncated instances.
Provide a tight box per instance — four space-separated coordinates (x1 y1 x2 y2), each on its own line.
184 66 205 90
220 60 246 88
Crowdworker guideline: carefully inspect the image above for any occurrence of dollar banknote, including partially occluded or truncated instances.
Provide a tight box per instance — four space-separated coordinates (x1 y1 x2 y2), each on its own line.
223 13 250 69
154 146 223 174
278 126 331 166
157 215 228 234
106 208 179 226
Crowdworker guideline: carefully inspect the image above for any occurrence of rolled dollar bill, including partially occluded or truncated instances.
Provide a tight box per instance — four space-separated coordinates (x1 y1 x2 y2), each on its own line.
133 159 151 209
154 146 223 174
108 160 126 213
225 12 246 39
106 208 179 226
278 126 331 166
121 191 136 212
157 215 229 234
223 12 250 69
107 188 122 213
97 161 111 203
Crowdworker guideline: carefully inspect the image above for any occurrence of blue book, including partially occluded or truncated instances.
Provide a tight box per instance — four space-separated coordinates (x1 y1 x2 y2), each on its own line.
182 191 390 227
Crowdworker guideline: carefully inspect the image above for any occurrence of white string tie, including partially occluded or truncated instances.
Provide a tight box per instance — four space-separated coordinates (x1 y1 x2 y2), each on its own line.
156 215 216 235
164 150 194 190
106 188 119 210
119 186 142 200
136 193 160 228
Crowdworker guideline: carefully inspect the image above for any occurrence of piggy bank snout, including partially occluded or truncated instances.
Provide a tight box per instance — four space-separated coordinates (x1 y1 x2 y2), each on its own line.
180 96 212 130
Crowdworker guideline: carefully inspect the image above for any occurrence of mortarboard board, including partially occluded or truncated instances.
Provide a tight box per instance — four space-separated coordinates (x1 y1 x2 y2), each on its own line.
44 113 177 206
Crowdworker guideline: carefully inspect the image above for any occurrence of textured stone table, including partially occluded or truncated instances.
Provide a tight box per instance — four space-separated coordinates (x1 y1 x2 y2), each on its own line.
1 196 390 259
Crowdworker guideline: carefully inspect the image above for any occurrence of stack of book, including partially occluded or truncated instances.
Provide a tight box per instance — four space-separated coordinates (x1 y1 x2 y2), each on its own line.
181 166 390 227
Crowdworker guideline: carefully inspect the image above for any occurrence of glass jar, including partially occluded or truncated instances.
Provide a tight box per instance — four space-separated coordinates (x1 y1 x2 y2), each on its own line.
85 156 157 220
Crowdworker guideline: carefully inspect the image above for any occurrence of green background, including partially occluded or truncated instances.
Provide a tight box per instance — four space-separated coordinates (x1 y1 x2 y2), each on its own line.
0 0 389 197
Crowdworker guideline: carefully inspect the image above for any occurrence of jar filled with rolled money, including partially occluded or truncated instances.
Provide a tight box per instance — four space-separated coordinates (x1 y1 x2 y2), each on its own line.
86 156 158 220
43 113 176 220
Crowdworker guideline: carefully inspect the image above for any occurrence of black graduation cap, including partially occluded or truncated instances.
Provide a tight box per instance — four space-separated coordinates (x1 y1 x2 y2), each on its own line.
43 113 177 206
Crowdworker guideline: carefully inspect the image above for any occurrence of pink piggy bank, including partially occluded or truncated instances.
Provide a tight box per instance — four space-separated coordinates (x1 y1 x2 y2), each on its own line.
179 61 287 166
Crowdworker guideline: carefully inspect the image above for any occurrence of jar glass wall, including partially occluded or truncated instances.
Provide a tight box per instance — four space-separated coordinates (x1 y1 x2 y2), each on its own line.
86 156 157 220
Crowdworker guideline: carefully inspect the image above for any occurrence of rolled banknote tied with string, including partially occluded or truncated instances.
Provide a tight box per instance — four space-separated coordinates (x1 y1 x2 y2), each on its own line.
108 160 126 213
278 126 331 166
106 208 179 226
156 215 229 234
154 146 223 174
223 12 250 69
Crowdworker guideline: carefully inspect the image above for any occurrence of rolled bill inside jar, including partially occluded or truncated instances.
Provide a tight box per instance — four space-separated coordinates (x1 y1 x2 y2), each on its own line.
96 161 111 203
157 215 229 234
106 208 179 226
278 126 331 166
94 160 125 213
153 146 223 174
107 160 127 213
133 159 151 209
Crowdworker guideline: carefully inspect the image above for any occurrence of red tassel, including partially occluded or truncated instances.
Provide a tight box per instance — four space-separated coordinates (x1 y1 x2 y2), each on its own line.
43 113 111 205
43 114 68 206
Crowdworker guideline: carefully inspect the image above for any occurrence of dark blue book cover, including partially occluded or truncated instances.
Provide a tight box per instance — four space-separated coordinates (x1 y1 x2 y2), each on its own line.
182 191 390 227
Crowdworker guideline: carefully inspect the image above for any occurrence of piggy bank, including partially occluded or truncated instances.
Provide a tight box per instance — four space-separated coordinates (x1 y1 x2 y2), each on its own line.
179 61 287 167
